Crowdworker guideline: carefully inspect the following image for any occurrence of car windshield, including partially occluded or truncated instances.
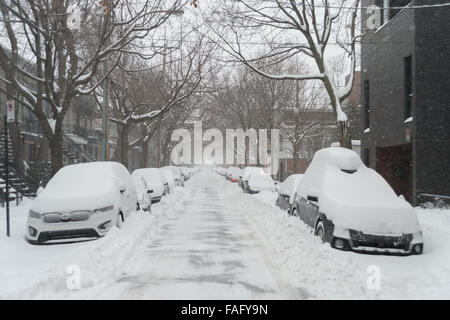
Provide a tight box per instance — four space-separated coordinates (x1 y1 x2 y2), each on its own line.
251 175 273 185
45 164 114 194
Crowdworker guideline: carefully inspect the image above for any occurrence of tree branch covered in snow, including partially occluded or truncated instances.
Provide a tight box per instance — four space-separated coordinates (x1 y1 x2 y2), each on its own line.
208 0 361 147
0 0 188 174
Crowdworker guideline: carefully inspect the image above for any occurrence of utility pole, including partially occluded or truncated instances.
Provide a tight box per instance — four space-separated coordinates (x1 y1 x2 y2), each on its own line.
5 100 15 237
101 0 111 161
102 75 109 161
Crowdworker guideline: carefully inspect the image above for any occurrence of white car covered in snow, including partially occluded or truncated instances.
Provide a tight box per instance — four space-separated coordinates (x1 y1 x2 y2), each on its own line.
293 147 423 255
162 166 184 186
27 162 138 244
180 167 191 181
240 167 265 191
161 168 177 193
276 174 303 215
133 168 167 203
247 174 276 194
131 174 152 211
227 167 242 183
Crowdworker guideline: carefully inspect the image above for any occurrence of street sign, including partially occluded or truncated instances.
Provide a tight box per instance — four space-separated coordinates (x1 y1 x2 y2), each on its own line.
6 101 15 123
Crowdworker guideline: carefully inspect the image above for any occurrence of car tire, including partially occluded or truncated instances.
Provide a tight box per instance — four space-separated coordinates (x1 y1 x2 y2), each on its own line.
291 207 297 217
276 198 280 206
315 221 326 243
117 212 124 229
136 202 140 211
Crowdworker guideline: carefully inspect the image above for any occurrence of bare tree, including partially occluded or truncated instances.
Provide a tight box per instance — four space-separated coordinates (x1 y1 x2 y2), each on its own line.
280 81 325 171
102 37 213 168
210 0 361 148
0 0 186 174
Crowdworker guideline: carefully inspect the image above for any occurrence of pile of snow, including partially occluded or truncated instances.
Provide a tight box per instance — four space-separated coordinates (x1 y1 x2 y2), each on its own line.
0 185 191 299
254 190 278 206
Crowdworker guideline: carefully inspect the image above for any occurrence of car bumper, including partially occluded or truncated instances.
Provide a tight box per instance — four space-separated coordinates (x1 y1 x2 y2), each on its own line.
151 196 162 203
334 229 423 255
27 210 116 244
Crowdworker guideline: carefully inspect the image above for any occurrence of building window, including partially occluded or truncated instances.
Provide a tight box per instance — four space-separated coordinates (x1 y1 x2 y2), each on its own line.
389 0 411 20
404 55 413 119
375 0 411 25
363 80 370 129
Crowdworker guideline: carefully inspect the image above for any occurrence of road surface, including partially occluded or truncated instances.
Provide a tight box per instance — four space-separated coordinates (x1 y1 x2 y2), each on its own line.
112 172 295 299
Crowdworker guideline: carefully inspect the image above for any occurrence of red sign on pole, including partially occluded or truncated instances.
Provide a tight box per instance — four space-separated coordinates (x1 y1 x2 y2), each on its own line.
6 101 15 123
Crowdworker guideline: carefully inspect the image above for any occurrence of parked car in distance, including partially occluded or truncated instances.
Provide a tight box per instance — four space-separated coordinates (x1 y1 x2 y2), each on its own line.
216 167 227 177
276 174 303 215
132 168 167 203
227 167 242 183
27 162 137 244
131 174 152 212
162 166 184 186
293 147 423 255
240 167 265 192
161 168 177 192
180 167 190 181
247 174 276 194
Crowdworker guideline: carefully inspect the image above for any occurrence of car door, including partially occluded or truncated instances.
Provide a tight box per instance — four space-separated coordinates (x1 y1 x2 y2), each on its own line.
297 197 310 223
280 193 290 210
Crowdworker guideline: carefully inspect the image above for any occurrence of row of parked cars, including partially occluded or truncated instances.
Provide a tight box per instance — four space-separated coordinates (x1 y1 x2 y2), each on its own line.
217 147 424 256
27 162 198 244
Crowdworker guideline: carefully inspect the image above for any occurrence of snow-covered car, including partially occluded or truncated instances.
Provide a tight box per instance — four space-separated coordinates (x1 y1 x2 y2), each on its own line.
227 167 242 183
276 174 303 215
240 167 265 191
247 174 276 194
161 168 177 192
180 167 190 181
132 168 167 203
27 162 138 244
293 147 423 255
162 166 184 186
217 167 227 177
131 172 153 210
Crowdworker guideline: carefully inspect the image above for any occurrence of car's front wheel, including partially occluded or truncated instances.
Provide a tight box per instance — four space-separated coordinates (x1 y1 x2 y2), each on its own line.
291 207 297 217
315 221 326 243
116 212 124 229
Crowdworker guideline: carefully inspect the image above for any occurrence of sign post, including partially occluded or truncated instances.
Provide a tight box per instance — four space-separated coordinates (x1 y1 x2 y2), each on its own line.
5 100 14 237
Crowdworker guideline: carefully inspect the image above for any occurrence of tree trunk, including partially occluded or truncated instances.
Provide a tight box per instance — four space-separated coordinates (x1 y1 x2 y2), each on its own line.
141 140 149 168
48 133 63 176
118 124 130 169
338 121 353 149
293 143 299 174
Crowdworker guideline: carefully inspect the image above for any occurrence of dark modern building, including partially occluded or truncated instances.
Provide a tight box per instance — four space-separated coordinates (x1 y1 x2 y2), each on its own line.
361 0 450 205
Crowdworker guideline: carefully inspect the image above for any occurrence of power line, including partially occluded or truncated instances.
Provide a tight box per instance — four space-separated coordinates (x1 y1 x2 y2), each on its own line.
227 0 450 10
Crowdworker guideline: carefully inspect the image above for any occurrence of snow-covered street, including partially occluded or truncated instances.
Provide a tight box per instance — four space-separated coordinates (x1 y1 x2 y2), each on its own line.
1 169 450 299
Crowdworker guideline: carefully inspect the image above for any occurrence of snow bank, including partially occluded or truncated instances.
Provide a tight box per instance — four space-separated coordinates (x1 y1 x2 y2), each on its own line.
0 186 191 299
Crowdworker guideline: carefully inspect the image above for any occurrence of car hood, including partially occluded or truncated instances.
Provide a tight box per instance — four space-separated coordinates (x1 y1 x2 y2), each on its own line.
32 185 119 213
321 195 421 235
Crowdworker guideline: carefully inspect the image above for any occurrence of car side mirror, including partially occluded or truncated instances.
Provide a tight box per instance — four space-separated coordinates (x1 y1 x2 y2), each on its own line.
147 190 153 194
119 184 126 193
307 195 318 202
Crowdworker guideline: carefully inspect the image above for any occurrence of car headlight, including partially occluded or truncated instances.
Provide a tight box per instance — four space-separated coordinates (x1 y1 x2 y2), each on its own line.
29 209 42 219
93 205 114 214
